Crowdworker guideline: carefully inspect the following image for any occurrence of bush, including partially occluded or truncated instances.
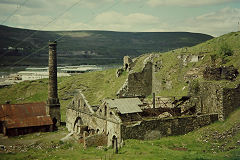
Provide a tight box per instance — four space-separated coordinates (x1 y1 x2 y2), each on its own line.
219 43 233 60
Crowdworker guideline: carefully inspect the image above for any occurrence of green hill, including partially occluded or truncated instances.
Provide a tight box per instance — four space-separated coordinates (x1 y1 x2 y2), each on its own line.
0 25 213 66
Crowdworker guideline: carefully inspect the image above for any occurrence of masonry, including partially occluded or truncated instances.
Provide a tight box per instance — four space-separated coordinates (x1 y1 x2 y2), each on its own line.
66 90 122 147
190 81 240 120
117 61 152 97
121 114 218 140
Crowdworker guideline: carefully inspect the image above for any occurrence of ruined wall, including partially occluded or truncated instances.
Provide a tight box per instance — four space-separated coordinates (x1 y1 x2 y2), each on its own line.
203 66 239 81
189 82 240 120
191 82 224 117
222 85 240 119
84 133 108 147
121 114 218 140
117 61 152 97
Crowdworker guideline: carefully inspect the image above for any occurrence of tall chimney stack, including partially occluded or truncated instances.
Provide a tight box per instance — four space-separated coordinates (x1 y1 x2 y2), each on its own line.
46 41 61 127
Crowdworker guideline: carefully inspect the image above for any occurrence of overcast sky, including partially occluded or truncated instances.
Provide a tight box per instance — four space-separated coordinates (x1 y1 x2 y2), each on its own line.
0 0 240 36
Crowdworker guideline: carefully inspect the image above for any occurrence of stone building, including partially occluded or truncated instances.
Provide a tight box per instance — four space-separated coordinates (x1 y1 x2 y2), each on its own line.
66 90 144 147
66 54 239 148
66 90 218 147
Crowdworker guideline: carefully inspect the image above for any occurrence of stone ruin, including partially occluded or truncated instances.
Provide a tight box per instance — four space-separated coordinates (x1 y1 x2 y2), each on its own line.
116 56 135 77
203 65 239 81
66 53 240 150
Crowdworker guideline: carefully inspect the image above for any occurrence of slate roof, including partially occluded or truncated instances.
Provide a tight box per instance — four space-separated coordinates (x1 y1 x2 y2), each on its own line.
105 98 142 114
0 102 53 129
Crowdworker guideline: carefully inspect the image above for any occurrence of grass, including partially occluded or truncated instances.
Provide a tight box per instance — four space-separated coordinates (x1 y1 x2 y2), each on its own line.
1 108 240 160
149 31 240 98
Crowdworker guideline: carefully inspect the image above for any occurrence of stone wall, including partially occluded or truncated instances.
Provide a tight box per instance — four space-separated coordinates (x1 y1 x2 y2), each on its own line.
223 85 240 119
189 82 240 120
203 66 239 81
121 114 218 140
84 133 108 147
117 61 152 97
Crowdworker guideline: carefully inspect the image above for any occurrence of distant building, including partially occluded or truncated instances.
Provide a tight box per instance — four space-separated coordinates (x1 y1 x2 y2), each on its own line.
61 65 101 73
17 71 70 81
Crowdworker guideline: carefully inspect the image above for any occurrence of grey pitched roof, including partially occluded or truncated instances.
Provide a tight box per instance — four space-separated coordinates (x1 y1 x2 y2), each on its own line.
105 98 142 114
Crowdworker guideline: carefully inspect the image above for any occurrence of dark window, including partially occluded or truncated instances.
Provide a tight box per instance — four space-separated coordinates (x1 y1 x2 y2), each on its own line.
104 106 107 117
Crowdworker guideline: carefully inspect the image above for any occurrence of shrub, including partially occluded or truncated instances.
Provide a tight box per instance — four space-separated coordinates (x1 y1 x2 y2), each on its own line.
218 43 233 63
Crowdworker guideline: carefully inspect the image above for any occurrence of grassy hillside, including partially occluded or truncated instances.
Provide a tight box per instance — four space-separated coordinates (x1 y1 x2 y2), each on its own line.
1 108 240 159
0 69 127 121
132 31 240 98
0 25 213 66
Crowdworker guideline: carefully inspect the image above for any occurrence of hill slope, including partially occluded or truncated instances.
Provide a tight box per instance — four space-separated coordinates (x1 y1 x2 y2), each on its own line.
0 25 213 66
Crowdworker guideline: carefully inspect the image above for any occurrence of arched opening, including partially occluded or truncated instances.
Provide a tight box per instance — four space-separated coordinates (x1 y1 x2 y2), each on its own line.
52 117 57 125
112 135 118 153
73 117 83 134
104 105 107 117
52 117 58 131
0 121 3 133
125 63 128 70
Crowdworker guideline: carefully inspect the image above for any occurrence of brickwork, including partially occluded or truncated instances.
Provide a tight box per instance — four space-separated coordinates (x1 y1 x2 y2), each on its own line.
46 41 61 126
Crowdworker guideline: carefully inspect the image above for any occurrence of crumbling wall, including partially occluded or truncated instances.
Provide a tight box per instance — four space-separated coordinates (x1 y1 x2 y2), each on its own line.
84 133 108 147
203 66 239 81
190 82 224 117
189 82 240 120
222 85 240 119
117 61 152 97
123 56 133 71
121 114 218 140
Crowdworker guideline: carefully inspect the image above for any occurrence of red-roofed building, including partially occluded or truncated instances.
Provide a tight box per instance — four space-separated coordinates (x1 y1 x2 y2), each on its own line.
0 102 53 136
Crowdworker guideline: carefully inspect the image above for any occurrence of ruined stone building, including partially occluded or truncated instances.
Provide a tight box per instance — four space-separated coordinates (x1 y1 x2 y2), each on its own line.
66 91 144 147
66 55 240 148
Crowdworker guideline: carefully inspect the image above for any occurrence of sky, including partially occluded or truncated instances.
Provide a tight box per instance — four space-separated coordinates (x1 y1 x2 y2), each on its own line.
0 0 240 36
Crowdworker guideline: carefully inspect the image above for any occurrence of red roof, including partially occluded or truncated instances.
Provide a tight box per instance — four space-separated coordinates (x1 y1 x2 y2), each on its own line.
0 102 53 129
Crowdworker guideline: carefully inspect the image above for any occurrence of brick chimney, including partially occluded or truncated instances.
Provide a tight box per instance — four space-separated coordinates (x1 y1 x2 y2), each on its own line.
46 41 61 127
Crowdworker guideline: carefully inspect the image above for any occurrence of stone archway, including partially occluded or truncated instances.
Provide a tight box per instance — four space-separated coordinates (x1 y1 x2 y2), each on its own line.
112 135 118 153
125 63 129 70
73 117 84 134
52 117 58 130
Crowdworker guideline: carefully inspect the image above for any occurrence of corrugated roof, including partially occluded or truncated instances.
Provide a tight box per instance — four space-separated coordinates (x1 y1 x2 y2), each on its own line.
105 98 142 114
0 102 53 129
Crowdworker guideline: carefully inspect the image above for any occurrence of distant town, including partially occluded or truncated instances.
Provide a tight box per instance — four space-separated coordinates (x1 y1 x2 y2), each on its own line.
0 65 102 87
